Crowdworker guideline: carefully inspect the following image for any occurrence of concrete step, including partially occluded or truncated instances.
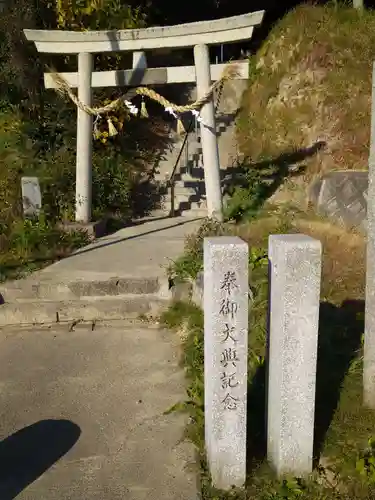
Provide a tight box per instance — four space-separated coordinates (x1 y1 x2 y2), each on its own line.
179 201 208 216
0 274 171 326
176 200 207 213
174 179 206 189
169 186 204 196
177 165 233 180
151 207 171 217
190 200 207 209
1 276 163 302
150 206 207 219
180 209 208 218
0 295 168 326
165 193 206 205
178 166 205 178
159 196 207 217
165 194 206 206
185 138 201 150
164 175 228 193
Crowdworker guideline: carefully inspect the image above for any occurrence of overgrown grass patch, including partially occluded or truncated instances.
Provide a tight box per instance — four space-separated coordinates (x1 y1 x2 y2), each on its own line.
161 210 375 499
0 215 89 282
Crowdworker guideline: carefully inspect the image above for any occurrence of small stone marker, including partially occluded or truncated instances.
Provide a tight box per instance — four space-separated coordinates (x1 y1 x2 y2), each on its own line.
21 176 41 217
204 236 249 490
267 234 322 477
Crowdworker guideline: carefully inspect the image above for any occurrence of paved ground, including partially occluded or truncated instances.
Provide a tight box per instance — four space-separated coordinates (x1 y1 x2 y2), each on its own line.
0 321 198 500
0 216 202 497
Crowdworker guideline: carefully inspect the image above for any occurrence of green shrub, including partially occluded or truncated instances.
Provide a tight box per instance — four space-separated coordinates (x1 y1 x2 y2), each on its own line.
0 214 90 282
167 219 227 282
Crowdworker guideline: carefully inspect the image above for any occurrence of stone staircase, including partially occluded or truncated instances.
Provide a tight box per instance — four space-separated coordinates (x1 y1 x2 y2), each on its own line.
0 217 201 326
0 275 168 326
154 80 246 218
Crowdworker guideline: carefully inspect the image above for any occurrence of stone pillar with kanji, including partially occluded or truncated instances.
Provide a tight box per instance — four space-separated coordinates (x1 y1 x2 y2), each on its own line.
203 236 249 490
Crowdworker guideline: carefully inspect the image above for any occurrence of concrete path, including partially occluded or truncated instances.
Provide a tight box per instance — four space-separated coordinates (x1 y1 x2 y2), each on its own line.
46 216 201 278
0 321 198 499
0 216 202 498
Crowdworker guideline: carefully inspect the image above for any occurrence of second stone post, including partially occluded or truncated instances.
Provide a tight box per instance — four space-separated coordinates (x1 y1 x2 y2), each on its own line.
204 236 249 489
267 234 322 477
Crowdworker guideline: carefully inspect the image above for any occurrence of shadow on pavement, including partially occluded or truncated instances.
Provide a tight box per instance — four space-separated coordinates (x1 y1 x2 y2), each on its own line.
0 419 81 499
71 216 203 258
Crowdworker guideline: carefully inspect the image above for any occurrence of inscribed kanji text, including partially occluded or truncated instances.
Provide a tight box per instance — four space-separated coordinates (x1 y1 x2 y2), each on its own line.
219 298 238 319
222 393 239 410
220 371 239 390
220 348 239 368
221 323 237 343
220 270 238 296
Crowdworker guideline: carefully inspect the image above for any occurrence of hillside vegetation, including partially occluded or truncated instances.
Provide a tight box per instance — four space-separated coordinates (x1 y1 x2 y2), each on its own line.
237 5 374 185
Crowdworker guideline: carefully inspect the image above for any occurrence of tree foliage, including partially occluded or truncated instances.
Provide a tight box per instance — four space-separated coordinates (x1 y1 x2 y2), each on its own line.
55 0 147 30
0 0 168 225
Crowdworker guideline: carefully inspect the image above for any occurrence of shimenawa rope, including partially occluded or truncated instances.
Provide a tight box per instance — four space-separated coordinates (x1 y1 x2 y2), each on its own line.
49 62 239 116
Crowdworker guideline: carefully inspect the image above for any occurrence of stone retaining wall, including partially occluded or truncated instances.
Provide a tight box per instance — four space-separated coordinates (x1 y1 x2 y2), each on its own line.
309 170 368 232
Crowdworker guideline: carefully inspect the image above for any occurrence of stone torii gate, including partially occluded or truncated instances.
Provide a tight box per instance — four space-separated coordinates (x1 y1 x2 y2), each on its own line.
23 11 264 224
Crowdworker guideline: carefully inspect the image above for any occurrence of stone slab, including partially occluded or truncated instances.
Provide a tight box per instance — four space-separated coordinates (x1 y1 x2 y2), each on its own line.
365 62 375 408
267 234 321 477
204 236 248 489
309 170 368 231
21 177 41 218
24 11 264 52
44 63 249 89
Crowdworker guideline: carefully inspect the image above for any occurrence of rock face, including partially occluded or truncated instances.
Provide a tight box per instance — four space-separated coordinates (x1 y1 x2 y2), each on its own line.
309 170 368 232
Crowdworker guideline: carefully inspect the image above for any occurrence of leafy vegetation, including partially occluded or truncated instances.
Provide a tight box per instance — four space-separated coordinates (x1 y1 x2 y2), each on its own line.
0 215 90 282
55 0 146 30
0 0 170 280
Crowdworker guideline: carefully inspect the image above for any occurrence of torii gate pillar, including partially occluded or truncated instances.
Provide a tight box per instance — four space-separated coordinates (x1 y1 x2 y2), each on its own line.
194 44 223 222
76 52 93 223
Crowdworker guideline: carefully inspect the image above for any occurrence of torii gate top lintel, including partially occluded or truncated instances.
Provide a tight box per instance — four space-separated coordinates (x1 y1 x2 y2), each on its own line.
23 10 264 53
